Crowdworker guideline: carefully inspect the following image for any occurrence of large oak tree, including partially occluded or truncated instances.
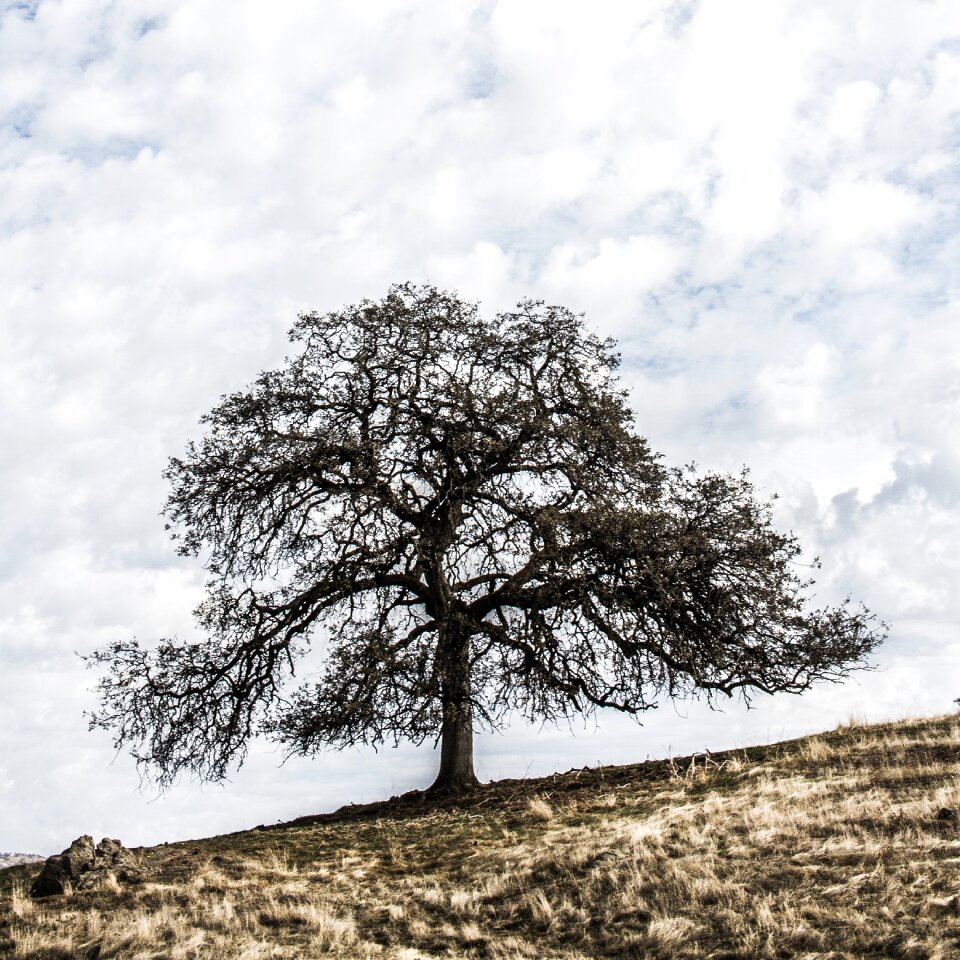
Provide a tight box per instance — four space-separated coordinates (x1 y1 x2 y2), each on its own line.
89 284 884 792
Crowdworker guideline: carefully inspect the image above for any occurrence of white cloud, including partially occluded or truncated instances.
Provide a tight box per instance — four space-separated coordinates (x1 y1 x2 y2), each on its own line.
424 240 518 306
826 80 882 144
755 343 836 428
1 0 959 853
540 235 686 329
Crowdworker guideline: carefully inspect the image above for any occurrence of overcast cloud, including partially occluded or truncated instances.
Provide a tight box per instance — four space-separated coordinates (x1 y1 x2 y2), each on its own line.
1 0 959 854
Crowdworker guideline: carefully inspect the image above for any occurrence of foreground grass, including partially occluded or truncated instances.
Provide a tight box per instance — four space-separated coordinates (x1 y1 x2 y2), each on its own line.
2 714 959 959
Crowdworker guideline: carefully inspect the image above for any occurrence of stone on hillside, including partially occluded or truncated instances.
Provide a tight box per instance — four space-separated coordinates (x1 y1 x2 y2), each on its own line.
64 835 97 874
92 837 145 886
29 836 144 898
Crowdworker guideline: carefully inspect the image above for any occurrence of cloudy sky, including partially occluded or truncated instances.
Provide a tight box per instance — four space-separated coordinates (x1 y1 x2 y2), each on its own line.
2 0 959 855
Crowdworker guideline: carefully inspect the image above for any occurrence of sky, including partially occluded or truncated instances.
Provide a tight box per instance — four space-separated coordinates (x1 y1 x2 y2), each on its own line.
1 0 958 855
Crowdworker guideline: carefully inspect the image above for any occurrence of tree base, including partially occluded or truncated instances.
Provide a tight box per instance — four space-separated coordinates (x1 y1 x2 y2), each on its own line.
426 772 481 796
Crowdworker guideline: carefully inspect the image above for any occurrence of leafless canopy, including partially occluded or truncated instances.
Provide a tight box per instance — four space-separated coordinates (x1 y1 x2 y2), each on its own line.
88 284 884 788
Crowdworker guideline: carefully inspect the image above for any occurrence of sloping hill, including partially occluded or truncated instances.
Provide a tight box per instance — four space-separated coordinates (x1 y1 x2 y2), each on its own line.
0 857 42 872
2 714 959 959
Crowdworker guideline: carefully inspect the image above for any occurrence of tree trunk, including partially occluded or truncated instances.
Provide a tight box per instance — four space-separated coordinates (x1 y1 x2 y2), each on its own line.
429 697 479 793
428 622 480 793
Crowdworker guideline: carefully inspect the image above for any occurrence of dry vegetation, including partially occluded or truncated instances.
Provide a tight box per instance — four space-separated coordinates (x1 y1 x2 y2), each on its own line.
2 713 960 959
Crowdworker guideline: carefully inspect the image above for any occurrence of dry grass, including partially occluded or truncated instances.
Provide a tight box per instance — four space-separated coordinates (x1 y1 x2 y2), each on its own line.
2 713 960 958
526 796 555 822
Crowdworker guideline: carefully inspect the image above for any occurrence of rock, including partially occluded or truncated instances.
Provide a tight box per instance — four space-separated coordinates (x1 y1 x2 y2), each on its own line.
92 837 144 886
29 835 94 898
936 807 958 822
64 835 97 876
29 836 144 898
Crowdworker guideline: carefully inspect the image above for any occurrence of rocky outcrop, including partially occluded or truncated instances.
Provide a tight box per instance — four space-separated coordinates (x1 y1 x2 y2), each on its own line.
29 836 144 898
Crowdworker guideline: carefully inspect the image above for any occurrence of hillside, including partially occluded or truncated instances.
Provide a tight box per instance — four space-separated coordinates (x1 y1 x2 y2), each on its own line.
2 713 959 959
0 857 42 872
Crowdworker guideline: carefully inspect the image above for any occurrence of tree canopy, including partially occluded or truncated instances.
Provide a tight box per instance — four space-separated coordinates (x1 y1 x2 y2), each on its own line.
89 284 884 791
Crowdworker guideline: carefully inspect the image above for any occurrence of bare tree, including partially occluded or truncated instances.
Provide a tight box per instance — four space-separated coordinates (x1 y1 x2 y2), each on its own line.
88 284 884 792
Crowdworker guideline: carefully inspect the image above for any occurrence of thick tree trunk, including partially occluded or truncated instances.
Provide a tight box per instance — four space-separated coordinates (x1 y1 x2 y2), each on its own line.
429 697 479 793
428 622 480 793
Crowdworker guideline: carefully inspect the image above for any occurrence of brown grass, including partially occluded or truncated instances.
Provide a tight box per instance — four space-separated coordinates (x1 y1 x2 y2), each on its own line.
2 713 960 958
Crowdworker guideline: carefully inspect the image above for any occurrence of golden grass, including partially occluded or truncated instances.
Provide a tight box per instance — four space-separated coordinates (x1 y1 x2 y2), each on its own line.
526 796 555 822
2 713 960 958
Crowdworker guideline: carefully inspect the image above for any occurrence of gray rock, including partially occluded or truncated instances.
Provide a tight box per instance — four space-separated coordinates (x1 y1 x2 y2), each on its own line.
29 836 144 898
64 835 96 876
91 837 144 887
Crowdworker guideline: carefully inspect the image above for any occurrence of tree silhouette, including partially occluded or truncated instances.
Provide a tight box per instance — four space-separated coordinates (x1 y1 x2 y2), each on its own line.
89 284 884 792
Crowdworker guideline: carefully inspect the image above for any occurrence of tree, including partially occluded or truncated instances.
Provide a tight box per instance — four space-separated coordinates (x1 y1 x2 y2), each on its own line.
88 284 884 793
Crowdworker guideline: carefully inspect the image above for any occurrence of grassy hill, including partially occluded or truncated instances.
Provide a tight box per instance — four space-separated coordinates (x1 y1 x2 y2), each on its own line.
2 713 959 959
